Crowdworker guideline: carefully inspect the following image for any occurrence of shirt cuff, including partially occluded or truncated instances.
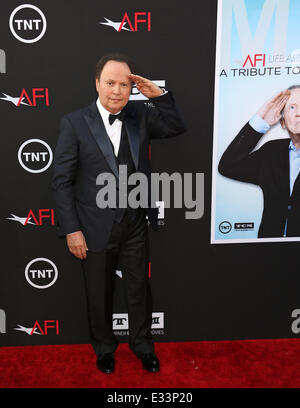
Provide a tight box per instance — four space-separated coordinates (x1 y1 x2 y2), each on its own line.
249 114 270 134
158 89 168 96
67 230 80 236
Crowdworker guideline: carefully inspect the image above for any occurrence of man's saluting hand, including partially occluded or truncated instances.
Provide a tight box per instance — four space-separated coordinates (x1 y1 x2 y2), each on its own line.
257 89 290 126
129 74 164 98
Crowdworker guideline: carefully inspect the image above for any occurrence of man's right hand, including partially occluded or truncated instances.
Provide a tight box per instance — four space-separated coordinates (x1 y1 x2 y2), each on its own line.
66 231 88 260
257 89 290 126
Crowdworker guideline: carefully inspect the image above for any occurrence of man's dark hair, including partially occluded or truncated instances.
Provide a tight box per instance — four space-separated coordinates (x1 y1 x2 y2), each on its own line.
95 53 135 80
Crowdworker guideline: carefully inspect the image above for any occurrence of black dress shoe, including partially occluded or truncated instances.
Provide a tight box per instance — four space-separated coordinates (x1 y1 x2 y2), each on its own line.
96 353 115 374
140 353 160 373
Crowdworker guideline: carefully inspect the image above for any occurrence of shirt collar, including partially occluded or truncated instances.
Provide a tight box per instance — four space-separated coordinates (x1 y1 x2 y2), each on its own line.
96 98 121 126
289 140 298 152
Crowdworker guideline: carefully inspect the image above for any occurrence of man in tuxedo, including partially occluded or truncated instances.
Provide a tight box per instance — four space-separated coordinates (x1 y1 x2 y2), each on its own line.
218 86 300 238
52 53 186 373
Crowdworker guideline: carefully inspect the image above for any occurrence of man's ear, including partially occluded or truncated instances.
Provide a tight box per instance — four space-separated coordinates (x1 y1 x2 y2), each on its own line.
95 77 100 92
280 117 286 129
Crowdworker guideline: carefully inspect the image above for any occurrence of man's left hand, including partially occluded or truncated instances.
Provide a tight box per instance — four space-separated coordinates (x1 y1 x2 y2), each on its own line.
129 74 164 98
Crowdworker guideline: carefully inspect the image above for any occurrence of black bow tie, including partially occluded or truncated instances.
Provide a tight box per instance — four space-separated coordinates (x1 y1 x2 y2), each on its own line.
109 110 125 125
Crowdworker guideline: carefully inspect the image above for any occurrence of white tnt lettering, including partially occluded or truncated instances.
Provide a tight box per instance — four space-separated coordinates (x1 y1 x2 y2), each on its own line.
14 19 42 30
29 269 53 279
22 152 48 162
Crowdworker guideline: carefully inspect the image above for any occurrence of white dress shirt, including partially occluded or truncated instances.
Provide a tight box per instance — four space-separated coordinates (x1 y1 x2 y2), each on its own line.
96 98 123 156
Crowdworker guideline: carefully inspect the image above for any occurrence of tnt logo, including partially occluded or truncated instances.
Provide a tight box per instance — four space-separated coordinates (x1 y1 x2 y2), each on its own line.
18 139 53 173
219 221 232 234
9 4 47 43
25 258 58 289
0 309 6 334
243 54 266 67
100 12 151 32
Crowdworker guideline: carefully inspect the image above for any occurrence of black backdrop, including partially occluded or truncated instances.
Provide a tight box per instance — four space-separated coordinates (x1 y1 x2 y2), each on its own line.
1 0 299 348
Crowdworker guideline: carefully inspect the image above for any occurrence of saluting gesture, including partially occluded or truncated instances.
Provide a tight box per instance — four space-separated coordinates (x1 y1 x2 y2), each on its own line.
257 89 290 126
129 74 164 99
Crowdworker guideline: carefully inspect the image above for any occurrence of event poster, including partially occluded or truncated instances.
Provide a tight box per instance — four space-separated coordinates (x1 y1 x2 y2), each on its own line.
211 0 300 243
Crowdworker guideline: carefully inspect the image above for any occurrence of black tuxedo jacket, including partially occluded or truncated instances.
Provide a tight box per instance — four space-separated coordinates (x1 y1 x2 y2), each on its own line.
52 92 186 251
218 122 300 238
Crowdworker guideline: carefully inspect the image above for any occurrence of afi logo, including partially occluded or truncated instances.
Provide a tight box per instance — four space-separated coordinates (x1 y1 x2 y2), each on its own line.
25 209 55 226
7 209 55 226
243 54 266 67
100 12 151 32
0 88 49 107
30 320 59 335
18 88 49 106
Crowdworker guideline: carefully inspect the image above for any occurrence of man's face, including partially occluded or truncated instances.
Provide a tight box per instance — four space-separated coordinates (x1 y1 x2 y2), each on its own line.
281 88 300 135
96 60 132 114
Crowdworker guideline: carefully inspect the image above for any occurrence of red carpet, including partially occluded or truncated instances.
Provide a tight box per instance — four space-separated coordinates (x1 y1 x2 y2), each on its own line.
1 339 300 388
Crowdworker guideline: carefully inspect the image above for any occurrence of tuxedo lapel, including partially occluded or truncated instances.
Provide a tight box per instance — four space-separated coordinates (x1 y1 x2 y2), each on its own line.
83 101 119 178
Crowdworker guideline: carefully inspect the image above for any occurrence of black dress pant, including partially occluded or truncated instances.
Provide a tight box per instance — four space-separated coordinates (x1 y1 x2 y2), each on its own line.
81 210 154 358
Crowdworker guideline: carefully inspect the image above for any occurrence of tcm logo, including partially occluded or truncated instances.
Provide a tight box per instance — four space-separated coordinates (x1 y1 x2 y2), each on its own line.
14 320 59 335
0 309 6 334
9 4 47 43
243 54 266 67
18 139 53 173
100 12 151 32
25 258 58 289
234 222 254 231
0 49 6 74
0 88 49 107
6 209 55 226
130 80 165 101
112 312 164 330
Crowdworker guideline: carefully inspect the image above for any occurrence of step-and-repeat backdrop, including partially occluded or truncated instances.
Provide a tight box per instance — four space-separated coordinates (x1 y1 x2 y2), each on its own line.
2 0 300 347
